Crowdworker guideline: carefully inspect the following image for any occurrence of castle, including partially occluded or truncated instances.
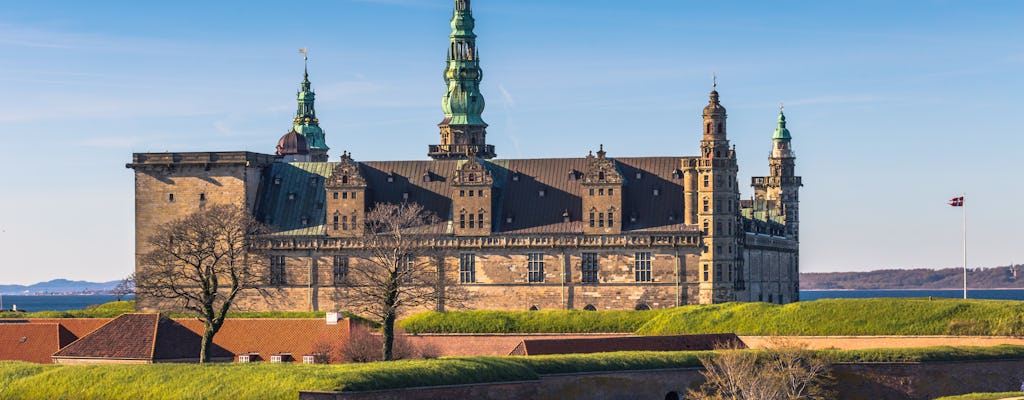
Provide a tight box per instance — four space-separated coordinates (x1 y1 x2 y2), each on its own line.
128 0 801 312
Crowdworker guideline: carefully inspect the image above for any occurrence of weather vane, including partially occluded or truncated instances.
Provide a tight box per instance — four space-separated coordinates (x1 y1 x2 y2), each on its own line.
298 48 309 66
712 72 717 89
779 101 784 112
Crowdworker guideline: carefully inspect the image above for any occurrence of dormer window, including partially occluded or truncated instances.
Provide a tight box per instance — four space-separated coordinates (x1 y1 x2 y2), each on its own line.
562 210 570 223
538 189 546 197
635 171 642 179
630 213 637 223
387 172 395 183
672 170 682 179
287 193 296 200
402 192 409 201
273 177 282 185
652 188 660 196
422 172 431 183
506 215 513 224
300 216 309 226
309 176 318 186
512 171 520 181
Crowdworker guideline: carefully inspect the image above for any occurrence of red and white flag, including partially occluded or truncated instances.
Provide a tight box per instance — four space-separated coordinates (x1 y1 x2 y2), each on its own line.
948 196 964 207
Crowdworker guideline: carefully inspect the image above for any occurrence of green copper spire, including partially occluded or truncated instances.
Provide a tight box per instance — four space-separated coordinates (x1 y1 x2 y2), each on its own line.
771 104 794 158
430 0 495 159
293 60 329 162
773 105 791 141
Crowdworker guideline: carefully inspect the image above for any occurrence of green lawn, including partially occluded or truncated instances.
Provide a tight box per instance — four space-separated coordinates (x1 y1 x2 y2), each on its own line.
934 393 1024 400
399 298 1024 336
3 346 1024 400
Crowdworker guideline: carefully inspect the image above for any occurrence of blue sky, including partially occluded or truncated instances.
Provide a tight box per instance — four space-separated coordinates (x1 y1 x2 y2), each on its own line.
0 0 1022 284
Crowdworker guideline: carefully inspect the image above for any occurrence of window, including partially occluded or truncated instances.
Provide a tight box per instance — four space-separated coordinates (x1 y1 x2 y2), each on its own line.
608 188 614 196
598 213 605 227
333 192 339 200
589 188 595 196
342 192 348 199
342 215 348 230
599 188 605 196
653 188 660 196
468 190 474 197
351 192 357 199
468 213 475 228
528 253 544 283
460 190 465 197
589 211 595 228
168 193 174 202
478 211 485 228
199 193 206 201
332 215 339 230
716 264 722 281
538 189 546 197
459 212 466 229
269 256 286 285
332 256 348 285
703 198 709 212
608 211 614 227
703 264 709 281
478 190 483 197
703 175 709 187
581 253 598 283
703 220 709 234
634 252 652 282
459 253 476 283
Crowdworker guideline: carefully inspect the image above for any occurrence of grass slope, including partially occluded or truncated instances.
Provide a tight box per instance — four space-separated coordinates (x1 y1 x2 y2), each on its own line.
635 298 1024 336
399 298 1024 336
934 393 1024 400
4 346 1024 399
399 309 662 334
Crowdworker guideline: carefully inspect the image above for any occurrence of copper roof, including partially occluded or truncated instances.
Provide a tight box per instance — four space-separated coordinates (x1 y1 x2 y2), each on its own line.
508 334 744 356
276 129 310 156
257 156 697 236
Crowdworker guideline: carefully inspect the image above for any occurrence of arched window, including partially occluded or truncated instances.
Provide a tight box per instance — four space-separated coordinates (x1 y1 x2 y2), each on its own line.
529 305 539 311
635 303 651 311
583 304 597 311
341 175 349 184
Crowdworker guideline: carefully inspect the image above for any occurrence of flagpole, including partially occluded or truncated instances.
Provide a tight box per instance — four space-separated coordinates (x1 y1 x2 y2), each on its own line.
962 192 967 300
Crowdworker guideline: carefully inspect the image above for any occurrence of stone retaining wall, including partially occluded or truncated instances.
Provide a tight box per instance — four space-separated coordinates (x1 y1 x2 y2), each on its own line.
301 359 1024 400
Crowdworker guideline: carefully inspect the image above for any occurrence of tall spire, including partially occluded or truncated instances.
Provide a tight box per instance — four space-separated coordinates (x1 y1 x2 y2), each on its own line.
429 0 495 160
292 49 328 162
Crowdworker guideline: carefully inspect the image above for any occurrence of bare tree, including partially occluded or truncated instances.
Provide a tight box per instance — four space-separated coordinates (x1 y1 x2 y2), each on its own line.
112 273 135 302
688 340 834 400
135 204 268 363
342 202 464 361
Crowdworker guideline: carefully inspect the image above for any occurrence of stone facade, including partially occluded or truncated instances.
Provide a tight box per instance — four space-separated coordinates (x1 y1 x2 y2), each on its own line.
127 0 801 313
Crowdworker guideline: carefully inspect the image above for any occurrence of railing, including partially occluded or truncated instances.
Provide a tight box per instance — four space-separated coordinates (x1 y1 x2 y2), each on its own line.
428 144 496 158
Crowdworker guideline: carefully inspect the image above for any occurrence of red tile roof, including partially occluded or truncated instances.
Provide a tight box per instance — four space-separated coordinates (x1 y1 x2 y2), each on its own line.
508 334 745 356
0 323 72 363
176 318 351 359
52 314 232 362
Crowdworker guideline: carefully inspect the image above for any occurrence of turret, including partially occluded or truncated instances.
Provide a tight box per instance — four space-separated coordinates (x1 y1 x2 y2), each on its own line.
696 82 744 304
325 152 366 237
429 0 495 160
451 152 493 236
751 106 802 240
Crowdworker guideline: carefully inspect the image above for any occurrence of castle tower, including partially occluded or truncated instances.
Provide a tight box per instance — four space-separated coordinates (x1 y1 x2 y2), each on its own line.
428 0 496 160
293 65 329 162
767 107 802 240
696 84 744 304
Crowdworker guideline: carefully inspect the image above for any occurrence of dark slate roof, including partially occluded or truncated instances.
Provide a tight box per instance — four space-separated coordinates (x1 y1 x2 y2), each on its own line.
508 334 745 356
257 156 696 236
52 314 231 361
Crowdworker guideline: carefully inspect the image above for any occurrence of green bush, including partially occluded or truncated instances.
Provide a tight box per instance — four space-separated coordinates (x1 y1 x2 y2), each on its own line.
399 309 662 334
